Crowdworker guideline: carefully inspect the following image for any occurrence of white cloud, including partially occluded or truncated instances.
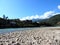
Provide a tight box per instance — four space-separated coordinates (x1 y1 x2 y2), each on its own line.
58 5 60 9
40 11 55 19
20 15 40 20
20 11 60 20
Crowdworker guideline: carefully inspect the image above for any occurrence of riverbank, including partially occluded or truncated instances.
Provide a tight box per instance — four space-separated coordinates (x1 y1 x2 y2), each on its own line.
0 27 60 45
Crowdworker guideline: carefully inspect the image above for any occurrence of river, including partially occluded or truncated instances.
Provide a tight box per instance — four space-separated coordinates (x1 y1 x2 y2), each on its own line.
0 27 40 34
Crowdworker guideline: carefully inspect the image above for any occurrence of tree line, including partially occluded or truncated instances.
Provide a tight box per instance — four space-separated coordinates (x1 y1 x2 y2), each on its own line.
0 14 60 28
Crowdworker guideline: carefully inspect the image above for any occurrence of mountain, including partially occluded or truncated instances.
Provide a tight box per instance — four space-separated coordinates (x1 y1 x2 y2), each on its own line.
46 14 60 26
32 19 43 22
0 14 60 28
32 14 60 26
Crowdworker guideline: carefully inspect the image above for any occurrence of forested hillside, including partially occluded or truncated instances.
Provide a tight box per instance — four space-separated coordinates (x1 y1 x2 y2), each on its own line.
46 14 60 26
0 14 60 28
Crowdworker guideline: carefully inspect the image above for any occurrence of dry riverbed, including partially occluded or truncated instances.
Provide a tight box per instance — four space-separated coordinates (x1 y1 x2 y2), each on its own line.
0 27 60 45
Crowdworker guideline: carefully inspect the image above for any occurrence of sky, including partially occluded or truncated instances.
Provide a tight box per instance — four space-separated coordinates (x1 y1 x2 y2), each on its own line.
0 0 60 20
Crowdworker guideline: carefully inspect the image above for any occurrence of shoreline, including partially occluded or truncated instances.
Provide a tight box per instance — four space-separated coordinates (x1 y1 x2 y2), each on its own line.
0 27 60 45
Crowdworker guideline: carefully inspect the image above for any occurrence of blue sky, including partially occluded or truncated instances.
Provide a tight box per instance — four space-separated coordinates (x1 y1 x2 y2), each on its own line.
0 0 60 20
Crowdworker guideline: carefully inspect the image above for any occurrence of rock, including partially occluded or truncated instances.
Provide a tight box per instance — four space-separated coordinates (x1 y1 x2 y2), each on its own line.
0 27 60 45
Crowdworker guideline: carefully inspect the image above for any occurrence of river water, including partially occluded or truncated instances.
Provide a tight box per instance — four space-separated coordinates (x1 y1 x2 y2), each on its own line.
0 27 40 34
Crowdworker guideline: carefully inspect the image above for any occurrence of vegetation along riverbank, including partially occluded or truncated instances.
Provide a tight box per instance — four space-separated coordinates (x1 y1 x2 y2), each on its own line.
0 14 60 28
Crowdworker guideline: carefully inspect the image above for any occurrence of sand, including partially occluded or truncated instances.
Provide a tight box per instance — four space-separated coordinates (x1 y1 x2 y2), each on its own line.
0 27 60 45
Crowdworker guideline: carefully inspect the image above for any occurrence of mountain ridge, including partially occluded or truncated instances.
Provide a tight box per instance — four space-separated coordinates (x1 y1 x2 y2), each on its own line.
0 14 60 28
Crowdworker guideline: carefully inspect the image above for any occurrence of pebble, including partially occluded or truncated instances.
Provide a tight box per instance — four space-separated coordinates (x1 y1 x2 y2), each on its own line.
0 27 60 45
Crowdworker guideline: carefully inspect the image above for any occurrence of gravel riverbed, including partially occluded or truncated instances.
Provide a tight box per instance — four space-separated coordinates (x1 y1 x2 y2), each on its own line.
0 27 60 45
